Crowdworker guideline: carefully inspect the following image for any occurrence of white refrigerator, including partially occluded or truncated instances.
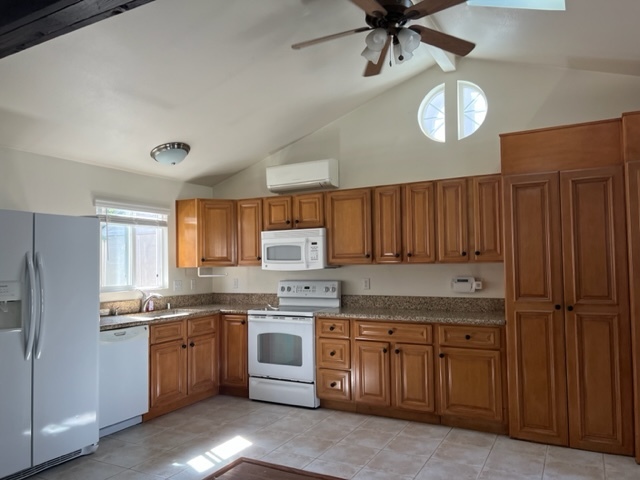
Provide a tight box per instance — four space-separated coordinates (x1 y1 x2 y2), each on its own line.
0 209 99 479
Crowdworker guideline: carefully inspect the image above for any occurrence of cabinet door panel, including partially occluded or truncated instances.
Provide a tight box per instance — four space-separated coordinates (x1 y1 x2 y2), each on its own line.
150 341 188 408
373 185 402 263
237 198 262 265
403 182 436 263
293 193 324 228
436 178 468 262
566 313 633 454
317 369 351 401
507 309 568 445
263 197 292 230
199 200 236 265
220 315 248 387
438 347 502 421
188 333 217 395
394 344 435 412
326 189 372 264
354 340 390 406
472 175 503 262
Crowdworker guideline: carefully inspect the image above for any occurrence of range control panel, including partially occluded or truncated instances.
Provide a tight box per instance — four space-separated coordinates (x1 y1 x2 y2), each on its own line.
277 280 341 300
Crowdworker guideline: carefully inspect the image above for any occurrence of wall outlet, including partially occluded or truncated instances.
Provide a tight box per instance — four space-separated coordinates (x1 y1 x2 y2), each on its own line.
173 280 183 292
362 278 370 290
233 278 239 289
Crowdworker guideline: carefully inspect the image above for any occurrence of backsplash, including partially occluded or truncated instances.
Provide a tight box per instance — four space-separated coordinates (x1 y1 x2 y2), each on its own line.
101 293 503 315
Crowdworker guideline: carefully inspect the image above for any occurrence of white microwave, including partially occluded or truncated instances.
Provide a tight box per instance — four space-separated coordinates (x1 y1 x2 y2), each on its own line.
261 228 327 271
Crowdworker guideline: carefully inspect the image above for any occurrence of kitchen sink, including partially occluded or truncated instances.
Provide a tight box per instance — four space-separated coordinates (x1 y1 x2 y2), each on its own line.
126 308 202 321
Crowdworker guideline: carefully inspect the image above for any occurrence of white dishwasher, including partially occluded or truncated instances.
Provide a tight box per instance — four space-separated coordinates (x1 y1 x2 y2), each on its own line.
99 325 149 437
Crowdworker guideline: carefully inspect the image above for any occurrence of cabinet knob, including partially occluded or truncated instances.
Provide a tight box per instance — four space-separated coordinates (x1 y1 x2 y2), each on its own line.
388 329 394 335
329 325 335 331
461 251 467 256
475 251 480 256
382 348 388 353
241 320 246 325
182 344 187 349
395 253 400 258
330 382 337 388
365 253 371 258
465 334 471 340
407 252 413 257
330 351 336 356
567 306 574 312
257 256 261 260
190 342 195 347
295 219 299 224
555 304 561 310
395 348 400 354
439 353 445 358
201 257 205 262
286 220 291 224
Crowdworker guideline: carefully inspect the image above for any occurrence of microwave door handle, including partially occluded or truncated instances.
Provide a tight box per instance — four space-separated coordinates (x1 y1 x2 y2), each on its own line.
302 238 308 268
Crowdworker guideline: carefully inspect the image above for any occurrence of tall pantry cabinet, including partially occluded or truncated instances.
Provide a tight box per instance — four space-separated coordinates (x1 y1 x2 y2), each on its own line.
501 118 634 455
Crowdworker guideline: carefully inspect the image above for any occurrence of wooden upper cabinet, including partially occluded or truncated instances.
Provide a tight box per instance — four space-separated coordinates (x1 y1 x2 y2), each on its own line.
373 185 402 263
263 193 325 230
326 188 372 265
293 192 324 228
471 175 503 262
436 178 469 262
236 198 262 266
176 199 236 267
403 181 436 263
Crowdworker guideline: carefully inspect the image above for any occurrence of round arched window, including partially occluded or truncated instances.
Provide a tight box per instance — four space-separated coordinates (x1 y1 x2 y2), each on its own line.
417 83 445 143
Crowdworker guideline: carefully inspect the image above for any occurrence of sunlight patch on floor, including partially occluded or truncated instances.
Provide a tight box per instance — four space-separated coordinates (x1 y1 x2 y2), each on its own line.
187 435 253 473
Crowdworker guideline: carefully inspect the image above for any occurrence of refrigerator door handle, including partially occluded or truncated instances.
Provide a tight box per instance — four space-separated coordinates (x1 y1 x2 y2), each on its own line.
25 253 37 360
35 252 46 360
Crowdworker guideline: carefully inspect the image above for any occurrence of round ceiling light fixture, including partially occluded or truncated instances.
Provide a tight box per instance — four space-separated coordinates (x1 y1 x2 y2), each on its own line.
150 142 190 165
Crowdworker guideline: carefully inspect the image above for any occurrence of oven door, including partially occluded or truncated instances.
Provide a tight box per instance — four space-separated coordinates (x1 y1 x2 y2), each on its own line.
248 315 315 383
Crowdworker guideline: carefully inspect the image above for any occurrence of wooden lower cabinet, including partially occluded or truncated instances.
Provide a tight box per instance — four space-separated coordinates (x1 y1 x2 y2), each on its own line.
145 315 219 420
219 313 248 396
394 343 436 413
354 340 391 407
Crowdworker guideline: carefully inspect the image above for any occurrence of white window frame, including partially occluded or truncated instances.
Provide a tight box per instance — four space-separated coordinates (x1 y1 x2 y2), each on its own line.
417 83 446 143
95 200 169 293
457 80 488 140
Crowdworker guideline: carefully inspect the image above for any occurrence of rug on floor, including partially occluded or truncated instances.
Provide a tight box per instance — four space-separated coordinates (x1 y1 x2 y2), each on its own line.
206 457 346 479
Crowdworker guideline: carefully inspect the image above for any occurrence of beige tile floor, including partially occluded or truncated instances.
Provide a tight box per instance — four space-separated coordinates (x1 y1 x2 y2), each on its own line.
31 395 639 480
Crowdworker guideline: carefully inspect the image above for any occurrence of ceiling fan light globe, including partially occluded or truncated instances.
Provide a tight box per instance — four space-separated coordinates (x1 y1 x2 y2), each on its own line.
365 28 388 50
361 46 383 63
397 28 421 52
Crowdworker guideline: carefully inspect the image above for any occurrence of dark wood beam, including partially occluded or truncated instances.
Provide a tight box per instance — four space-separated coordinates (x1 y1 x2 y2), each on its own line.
0 0 156 59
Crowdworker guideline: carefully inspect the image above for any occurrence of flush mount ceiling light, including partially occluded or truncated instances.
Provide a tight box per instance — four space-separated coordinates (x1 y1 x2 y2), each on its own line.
150 142 190 165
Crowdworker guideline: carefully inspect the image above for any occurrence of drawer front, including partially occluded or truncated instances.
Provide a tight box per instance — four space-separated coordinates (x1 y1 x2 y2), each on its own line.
188 315 217 337
317 369 351 401
317 338 350 369
316 318 350 338
150 320 185 344
354 321 432 344
438 325 501 349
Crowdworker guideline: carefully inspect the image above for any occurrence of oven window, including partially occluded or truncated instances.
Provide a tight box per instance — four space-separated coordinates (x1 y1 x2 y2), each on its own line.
257 333 303 367
265 244 302 261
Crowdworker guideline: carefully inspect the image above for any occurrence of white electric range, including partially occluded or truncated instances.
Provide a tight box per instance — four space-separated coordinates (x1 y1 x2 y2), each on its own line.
247 280 341 408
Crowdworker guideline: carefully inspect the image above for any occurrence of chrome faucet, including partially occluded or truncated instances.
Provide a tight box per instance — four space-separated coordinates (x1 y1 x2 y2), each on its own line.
138 290 163 312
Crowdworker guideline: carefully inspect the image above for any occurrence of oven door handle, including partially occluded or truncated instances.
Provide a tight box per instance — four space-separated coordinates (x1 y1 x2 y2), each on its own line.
248 316 312 324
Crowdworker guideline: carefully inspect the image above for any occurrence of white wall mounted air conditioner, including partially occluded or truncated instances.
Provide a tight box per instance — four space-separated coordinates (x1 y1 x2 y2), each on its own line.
266 159 339 194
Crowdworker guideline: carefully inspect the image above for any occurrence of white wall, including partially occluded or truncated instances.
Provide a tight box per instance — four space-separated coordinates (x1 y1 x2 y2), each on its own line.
0 147 213 302
210 59 640 298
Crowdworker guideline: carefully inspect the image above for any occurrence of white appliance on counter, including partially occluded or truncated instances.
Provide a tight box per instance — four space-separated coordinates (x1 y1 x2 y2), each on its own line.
248 280 340 408
261 228 327 271
0 210 99 480
99 325 149 437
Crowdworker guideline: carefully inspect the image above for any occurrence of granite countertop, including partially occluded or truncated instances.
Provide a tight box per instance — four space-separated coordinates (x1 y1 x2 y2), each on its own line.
100 304 505 331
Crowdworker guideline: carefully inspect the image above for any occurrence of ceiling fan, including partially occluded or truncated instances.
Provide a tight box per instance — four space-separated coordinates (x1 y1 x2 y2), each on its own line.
291 0 565 77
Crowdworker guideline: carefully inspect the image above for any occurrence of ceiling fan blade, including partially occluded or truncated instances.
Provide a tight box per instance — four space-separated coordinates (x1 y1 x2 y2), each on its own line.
409 25 475 56
405 0 467 19
349 0 387 17
292 26 371 50
363 35 391 77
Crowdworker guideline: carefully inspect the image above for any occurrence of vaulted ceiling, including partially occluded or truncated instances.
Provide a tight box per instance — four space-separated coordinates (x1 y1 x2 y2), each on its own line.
0 0 638 186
